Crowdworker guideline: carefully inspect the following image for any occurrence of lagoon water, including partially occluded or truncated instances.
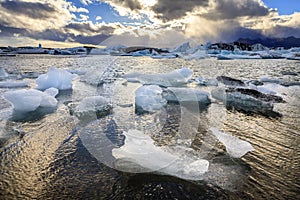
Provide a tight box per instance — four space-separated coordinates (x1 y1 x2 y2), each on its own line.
0 55 299 199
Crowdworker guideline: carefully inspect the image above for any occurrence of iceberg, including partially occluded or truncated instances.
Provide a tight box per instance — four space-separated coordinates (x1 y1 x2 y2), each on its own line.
112 129 209 180
184 50 208 60
210 127 254 158
135 85 167 113
0 81 29 88
126 68 193 87
171 42 191 53
163 87 211 104
36 67 77 90
74 96 112 120
2 88 58 112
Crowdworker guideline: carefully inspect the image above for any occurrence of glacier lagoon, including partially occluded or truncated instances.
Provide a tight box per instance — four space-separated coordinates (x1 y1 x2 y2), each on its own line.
0 54 299 199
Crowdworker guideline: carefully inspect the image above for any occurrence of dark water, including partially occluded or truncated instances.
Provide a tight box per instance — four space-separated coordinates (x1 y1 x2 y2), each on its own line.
0 55 299 199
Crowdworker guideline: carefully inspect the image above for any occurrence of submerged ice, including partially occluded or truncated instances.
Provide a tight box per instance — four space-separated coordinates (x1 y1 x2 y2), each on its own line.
74 96 113 120
210 127 254 158
112 129 209 180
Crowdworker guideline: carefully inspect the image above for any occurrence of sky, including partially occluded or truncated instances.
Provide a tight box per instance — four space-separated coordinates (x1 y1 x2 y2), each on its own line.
0 0 300 48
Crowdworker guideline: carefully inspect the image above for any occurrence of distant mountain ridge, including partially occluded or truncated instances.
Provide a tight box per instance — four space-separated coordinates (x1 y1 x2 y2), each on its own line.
235 36 300 49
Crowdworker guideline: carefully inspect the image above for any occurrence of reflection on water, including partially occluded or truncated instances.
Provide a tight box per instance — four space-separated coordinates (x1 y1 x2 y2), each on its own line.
0 55 299 199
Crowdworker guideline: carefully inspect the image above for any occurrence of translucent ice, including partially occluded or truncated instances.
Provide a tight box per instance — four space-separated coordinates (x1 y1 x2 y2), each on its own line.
112 129 209 180
2 88 58 112
36 67 77 90
135 85 167 113
74 96 113 119
210 127 254 158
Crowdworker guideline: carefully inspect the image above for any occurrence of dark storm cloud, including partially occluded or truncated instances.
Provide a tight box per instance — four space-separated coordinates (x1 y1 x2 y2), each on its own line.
66 22 116 35
203 0 269 20
73 34 111 45
109 0 142 10
0 24 28 37
0 0 56 19
152 0 209 21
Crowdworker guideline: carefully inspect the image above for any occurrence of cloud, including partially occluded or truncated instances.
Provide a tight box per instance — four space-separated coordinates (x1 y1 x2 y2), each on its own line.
80 0 93 6
96 16 102 21
202 0 269 20
0 0 56 19
152 0 209 21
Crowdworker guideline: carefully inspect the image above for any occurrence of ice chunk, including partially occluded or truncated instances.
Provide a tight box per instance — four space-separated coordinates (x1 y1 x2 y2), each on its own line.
211 87 283 117
74 96 112 119
0 81 29 88
217 76 246 87
44 87 59 97
249 83 277 95
260 76 281 84
210 127 254 158
0 67 9 80
163 87 211 104
135 85 167 113
132 68 193 87
36 67 77 90
2 88 58 112
112 129 209 179
195 77 218 86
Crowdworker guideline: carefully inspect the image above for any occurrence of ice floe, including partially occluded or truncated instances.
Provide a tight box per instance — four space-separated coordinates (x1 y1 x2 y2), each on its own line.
210 127 254 158
2 88 58 112
135 85 167 113
112 129 209 179
36 67 77 90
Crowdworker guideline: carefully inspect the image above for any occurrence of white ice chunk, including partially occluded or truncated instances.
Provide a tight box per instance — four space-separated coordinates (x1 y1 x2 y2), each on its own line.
135 85 167 112
0 81 29 88
2 89 57 112
136 68 193 87
112 129 209 180
36 67 77 90
74 96 112 119
210 127 254 158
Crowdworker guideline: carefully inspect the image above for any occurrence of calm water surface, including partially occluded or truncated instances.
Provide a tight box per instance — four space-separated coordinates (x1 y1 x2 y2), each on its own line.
0 55 299 199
